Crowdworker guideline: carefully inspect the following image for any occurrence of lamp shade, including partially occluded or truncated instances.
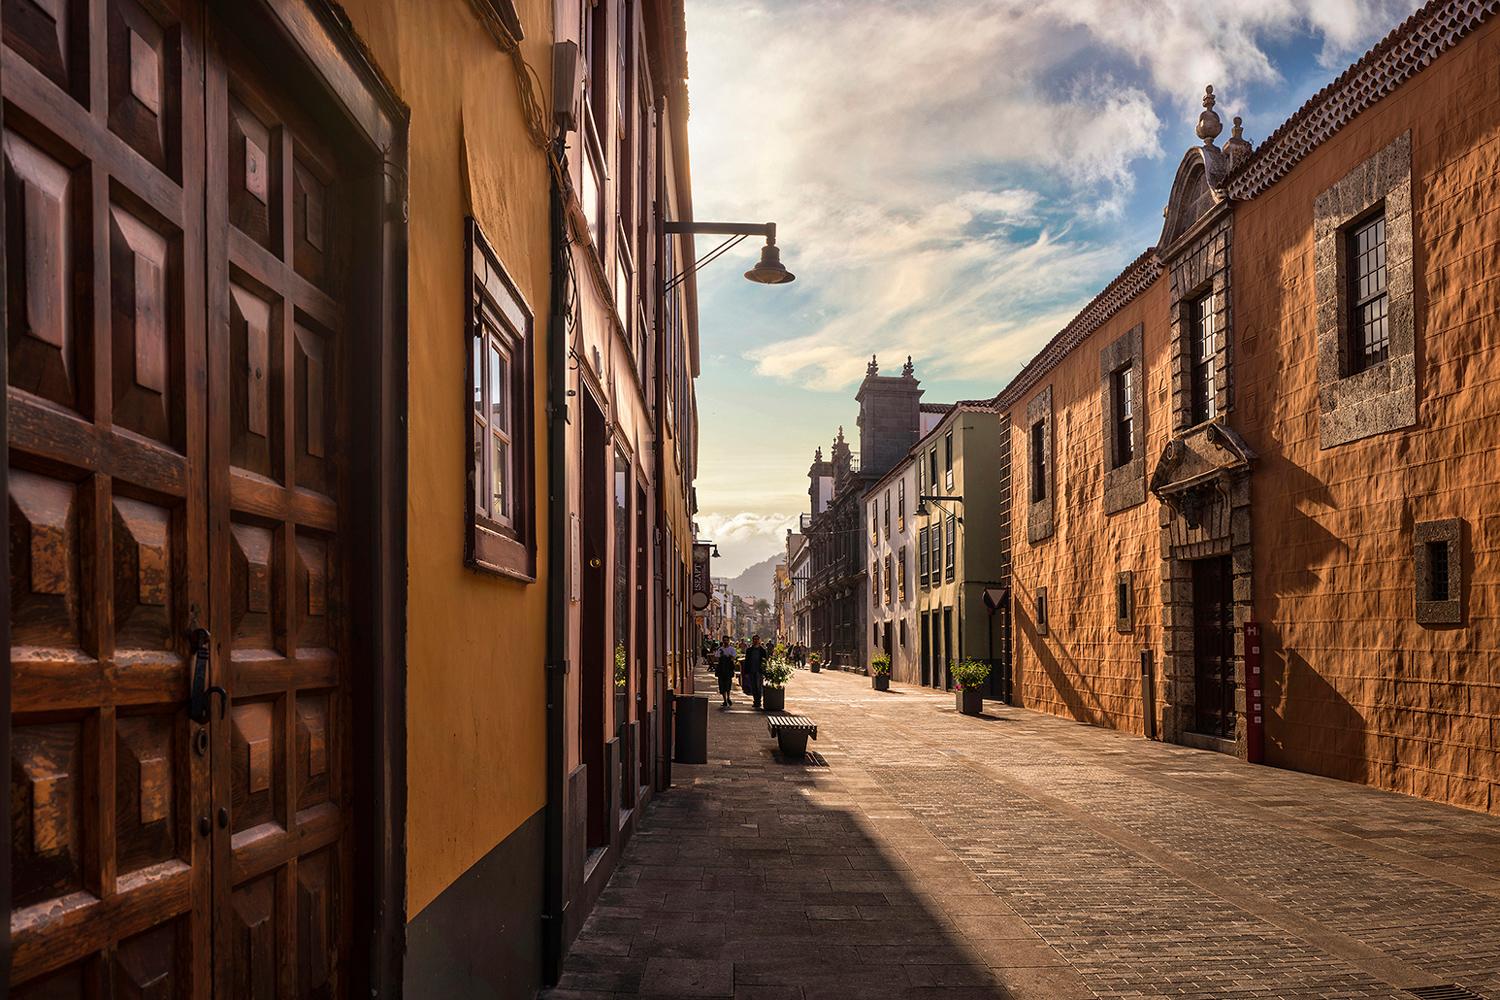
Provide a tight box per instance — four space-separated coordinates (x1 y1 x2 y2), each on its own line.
745 243 795 284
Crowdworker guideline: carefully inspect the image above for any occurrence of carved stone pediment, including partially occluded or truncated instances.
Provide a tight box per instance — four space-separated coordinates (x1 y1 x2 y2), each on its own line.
1159 146 1228 249
1149 422 1255 501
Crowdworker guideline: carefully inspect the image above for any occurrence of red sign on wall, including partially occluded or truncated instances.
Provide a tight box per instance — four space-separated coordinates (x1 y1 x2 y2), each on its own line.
1244 621 1264 764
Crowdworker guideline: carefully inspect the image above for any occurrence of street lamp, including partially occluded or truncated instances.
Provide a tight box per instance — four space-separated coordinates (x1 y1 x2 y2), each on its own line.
663 221 795 290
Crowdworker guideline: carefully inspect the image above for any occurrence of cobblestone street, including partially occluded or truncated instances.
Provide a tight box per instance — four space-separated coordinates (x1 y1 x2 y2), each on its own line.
547 668 1500 999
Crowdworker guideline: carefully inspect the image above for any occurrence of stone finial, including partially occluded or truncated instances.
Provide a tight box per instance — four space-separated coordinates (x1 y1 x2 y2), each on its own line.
867 354 879 376
814 446 823 462
1225 114 1253 167
1196 84 1222 146
835 426 845 443
902 355 915 377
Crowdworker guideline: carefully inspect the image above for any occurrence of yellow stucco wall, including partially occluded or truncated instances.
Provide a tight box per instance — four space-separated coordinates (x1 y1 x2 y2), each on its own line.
336 0 555 916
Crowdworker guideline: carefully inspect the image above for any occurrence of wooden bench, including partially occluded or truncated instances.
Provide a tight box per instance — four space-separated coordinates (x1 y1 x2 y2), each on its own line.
766 714 817 758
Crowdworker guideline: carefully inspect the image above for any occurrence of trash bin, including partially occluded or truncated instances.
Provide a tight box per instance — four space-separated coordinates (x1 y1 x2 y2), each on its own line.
673 694 708 764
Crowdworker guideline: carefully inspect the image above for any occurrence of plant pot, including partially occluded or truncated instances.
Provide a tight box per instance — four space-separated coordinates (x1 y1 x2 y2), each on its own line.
810 662 821 673
956 687 983 716
762 686 786 712
871 674 890 692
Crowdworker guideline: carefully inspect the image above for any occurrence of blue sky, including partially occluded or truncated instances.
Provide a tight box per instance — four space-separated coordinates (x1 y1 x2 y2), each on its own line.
684 0 1422 576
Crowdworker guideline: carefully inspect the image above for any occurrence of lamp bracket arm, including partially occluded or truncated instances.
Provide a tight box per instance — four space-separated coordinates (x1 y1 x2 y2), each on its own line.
664 221 776 242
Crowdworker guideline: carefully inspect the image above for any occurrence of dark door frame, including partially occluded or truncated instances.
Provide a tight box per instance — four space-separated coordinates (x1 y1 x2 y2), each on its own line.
201 1 410 993
1 1 10 981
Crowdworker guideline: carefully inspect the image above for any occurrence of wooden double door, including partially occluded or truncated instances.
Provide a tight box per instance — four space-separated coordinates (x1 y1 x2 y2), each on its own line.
7 0 362 994
1190 556 1237 740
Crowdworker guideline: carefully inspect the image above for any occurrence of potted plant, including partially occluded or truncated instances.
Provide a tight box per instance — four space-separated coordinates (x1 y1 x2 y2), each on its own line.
952 659 990 716
762 658 792 712
870 653 891 691
809 652 822 673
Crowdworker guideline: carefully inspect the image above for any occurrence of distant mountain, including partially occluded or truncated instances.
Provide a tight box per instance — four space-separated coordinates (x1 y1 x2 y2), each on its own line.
713 555 779 602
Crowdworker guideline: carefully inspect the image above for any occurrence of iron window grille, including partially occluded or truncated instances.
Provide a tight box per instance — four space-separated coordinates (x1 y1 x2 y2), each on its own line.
1189 290 1218 424
1112 365 1135 467
1029 421 1047 502
1347 211 1390 373
1427 541 1449 602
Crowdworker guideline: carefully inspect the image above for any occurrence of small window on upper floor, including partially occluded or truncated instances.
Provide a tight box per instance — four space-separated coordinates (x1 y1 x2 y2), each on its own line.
944 432 954 490
1029 421 1047 503
1112 366 1135 468
1035 586 1049 636
1347 211 1389 374
1189 291 1217 424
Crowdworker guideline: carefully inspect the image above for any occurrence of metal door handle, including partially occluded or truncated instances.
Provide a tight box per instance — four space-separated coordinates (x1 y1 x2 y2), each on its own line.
187 627 228 724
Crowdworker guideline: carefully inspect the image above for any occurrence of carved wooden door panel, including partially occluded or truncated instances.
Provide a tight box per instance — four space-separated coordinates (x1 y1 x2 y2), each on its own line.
203 18 352 1000
6 0 213 994
8 1 356 995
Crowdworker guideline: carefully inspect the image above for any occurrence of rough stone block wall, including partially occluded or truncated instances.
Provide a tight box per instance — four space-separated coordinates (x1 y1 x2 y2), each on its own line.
1234 15 1500 814
1006 278 1170 736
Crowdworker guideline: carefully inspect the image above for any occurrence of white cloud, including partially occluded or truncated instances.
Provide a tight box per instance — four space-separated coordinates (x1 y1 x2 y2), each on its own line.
686 0 1420 391
683 0 1421 548
694 511 797 577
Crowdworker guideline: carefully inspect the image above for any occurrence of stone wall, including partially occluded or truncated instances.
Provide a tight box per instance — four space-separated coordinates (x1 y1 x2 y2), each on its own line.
1005 278 1170 735
1233 14 1500 813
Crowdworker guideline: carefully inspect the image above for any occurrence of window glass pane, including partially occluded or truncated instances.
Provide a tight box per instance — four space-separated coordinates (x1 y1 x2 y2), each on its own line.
473 335 484 416
474 416 487 517
492 432 510 524
489 342 508 434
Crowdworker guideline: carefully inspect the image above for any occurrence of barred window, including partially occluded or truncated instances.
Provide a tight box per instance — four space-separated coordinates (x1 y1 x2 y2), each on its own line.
1029 421 1047 502
1348 212 1389 373
1189 291 1217 424
1112 365 1134 467
898 546 907 600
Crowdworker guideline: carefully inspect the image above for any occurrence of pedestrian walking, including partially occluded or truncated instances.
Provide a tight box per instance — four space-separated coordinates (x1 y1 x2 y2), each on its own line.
714 636 738 708
742 634 769 711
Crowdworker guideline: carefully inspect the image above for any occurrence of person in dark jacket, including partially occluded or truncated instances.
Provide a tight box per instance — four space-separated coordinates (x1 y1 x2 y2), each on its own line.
714 636 737 708
741 635 769 710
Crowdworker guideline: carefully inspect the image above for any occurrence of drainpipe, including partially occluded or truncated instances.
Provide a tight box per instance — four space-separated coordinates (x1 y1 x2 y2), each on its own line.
652 96 671 793
541 140 570 986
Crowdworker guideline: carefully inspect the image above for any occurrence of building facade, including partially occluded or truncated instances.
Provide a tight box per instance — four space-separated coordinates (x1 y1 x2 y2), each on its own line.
912 405 1011 697
997 0 1500 816
2 0 706 995
787 531 812 647
801 357 926 670
866 455 919 679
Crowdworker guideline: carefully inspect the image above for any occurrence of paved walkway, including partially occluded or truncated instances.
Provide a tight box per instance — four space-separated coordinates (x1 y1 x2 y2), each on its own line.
546 668 1500 1000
